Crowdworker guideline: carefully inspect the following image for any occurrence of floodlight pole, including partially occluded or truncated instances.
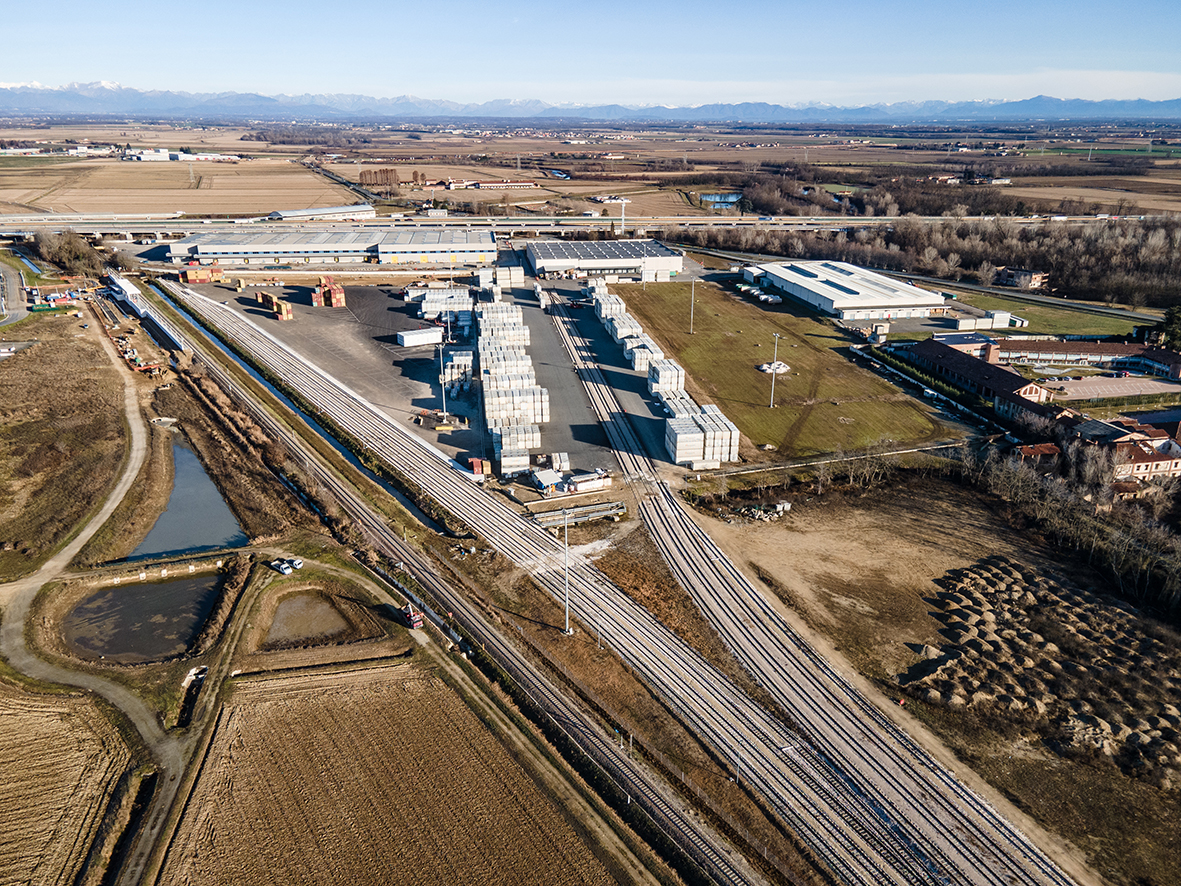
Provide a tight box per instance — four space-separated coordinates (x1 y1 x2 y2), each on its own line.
563 509 574 635
770 333 782 408
689 278 695 335
439 344 448 418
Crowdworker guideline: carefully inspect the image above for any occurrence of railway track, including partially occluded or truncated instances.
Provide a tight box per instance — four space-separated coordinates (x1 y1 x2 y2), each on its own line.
170 290 764 886
165 281 1079 886
550 303 1079 886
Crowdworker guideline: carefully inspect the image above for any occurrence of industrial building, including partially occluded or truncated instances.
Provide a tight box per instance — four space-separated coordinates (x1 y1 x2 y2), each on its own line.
526 239 683 279
168 229 496 267
267 204 377 221
744 261 946 320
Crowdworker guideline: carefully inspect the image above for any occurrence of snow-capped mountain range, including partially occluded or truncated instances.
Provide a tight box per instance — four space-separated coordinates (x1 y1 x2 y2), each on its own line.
2 83 1180 122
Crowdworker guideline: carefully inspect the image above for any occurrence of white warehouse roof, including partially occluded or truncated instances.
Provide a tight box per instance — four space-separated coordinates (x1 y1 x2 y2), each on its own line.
526 239 683 275
169 228 496 266
753 261 946 320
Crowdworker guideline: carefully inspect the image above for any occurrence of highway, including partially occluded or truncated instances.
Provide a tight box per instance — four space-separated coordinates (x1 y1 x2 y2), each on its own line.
163 288 769 886
0 211 1119 241
163 280 1082 886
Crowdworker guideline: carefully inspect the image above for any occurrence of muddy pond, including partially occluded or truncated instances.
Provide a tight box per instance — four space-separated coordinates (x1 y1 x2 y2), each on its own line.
264 593 348 647
62 575 221 663
130 442 246 560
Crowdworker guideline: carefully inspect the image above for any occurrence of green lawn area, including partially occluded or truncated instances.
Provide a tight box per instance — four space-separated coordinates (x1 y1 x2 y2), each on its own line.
0 250 63 288
614 282 955 457
0 155 77 169
951 292 1143 338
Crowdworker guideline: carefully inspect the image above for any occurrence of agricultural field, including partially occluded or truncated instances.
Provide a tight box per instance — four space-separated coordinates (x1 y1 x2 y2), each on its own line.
0 157 352 215
0 315 126 576
614 280 950 457
1005 168 1181 214
0 683 131 885
697 474 1180 886
157 663 614 886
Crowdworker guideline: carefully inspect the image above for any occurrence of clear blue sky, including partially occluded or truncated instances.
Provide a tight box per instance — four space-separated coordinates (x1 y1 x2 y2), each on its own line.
4 0 1180 106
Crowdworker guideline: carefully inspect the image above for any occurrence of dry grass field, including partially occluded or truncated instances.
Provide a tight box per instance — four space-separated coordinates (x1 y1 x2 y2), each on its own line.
157 663 614 886
0 316 126 577
0 158 352 215
0 684 131 885
1005 170 1181 213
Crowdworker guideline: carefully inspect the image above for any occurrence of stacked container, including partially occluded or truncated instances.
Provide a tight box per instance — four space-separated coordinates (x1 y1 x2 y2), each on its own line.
594 293 626 321
648 359 686 394
442 350 474 383
658 389 699 417
608 313 643 342
420 291 474 321
499 448 531 477
664 407 740 467
484 387 550 424
491 424 542 456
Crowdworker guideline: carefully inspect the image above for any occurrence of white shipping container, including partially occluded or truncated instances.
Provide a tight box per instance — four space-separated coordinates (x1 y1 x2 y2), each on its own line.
397 327 444 347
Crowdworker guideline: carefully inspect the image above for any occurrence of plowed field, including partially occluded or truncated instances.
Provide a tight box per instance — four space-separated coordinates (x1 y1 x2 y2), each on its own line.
0 685 130 885
157 663 613 886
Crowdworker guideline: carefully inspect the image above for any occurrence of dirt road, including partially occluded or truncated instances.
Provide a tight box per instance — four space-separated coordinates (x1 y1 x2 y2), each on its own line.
0 324 192 886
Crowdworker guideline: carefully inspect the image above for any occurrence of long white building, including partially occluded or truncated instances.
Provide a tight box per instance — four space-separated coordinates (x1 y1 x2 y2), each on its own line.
168 229 496 267
526 239 683 278
746 261 946 320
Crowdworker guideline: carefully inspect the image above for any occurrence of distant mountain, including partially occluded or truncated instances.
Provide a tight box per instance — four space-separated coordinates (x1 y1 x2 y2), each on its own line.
2 83 1181 123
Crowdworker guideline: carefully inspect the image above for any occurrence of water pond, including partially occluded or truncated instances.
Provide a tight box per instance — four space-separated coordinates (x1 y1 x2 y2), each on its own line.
62 575 222 663
130 442 246 559
264 593 348 647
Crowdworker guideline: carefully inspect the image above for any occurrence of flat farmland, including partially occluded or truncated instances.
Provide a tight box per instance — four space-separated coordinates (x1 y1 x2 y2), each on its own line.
158 663 613 886
615 281 949 457
0 158 352 214
0 685 131 885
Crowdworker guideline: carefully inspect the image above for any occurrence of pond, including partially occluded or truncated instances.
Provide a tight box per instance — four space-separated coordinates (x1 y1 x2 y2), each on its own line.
265 593 348 647
62 575 222 663
130 442 247 559
700 192 743 206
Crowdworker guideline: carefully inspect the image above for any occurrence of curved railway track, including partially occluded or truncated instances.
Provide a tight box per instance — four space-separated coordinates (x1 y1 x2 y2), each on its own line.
165 282 1079 886
174 294 764 886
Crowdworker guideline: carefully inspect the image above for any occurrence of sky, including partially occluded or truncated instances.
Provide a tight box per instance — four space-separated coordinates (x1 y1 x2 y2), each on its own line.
4 0 1181 107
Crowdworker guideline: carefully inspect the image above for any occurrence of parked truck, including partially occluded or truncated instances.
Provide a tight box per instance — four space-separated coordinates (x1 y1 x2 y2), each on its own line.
401 603 424 629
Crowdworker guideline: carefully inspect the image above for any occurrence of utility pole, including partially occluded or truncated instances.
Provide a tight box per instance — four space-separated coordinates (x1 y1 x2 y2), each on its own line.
563 509 574 635
689 278 696 334
769 333 782 408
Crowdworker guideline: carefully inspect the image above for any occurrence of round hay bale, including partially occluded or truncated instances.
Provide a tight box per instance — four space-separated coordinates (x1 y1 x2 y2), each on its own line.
924 688 944 705
970 689 995 706
947 693 967 708
1030 698 1049 716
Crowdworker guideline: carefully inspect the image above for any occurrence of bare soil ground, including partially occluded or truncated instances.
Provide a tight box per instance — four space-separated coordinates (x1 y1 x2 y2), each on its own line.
693 472 1180 886
0 315 126 577
0 158 352 215
0 682 131 885
156 662 616 886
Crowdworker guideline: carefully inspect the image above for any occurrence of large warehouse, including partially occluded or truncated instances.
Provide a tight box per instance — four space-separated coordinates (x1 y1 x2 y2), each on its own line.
168 229 496 266
526 239 683 278
746 261 946 320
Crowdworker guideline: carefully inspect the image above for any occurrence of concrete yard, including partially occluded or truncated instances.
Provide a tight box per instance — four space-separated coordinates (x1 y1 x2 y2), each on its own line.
1048 375 1181 400
186 277 621 473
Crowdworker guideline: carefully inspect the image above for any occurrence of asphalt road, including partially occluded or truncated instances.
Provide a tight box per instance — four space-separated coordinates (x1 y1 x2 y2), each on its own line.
0 257 27 327
0 326 193 886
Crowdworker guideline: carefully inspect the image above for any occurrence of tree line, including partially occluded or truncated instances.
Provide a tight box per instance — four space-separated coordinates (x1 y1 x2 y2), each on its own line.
664 215 1181 307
